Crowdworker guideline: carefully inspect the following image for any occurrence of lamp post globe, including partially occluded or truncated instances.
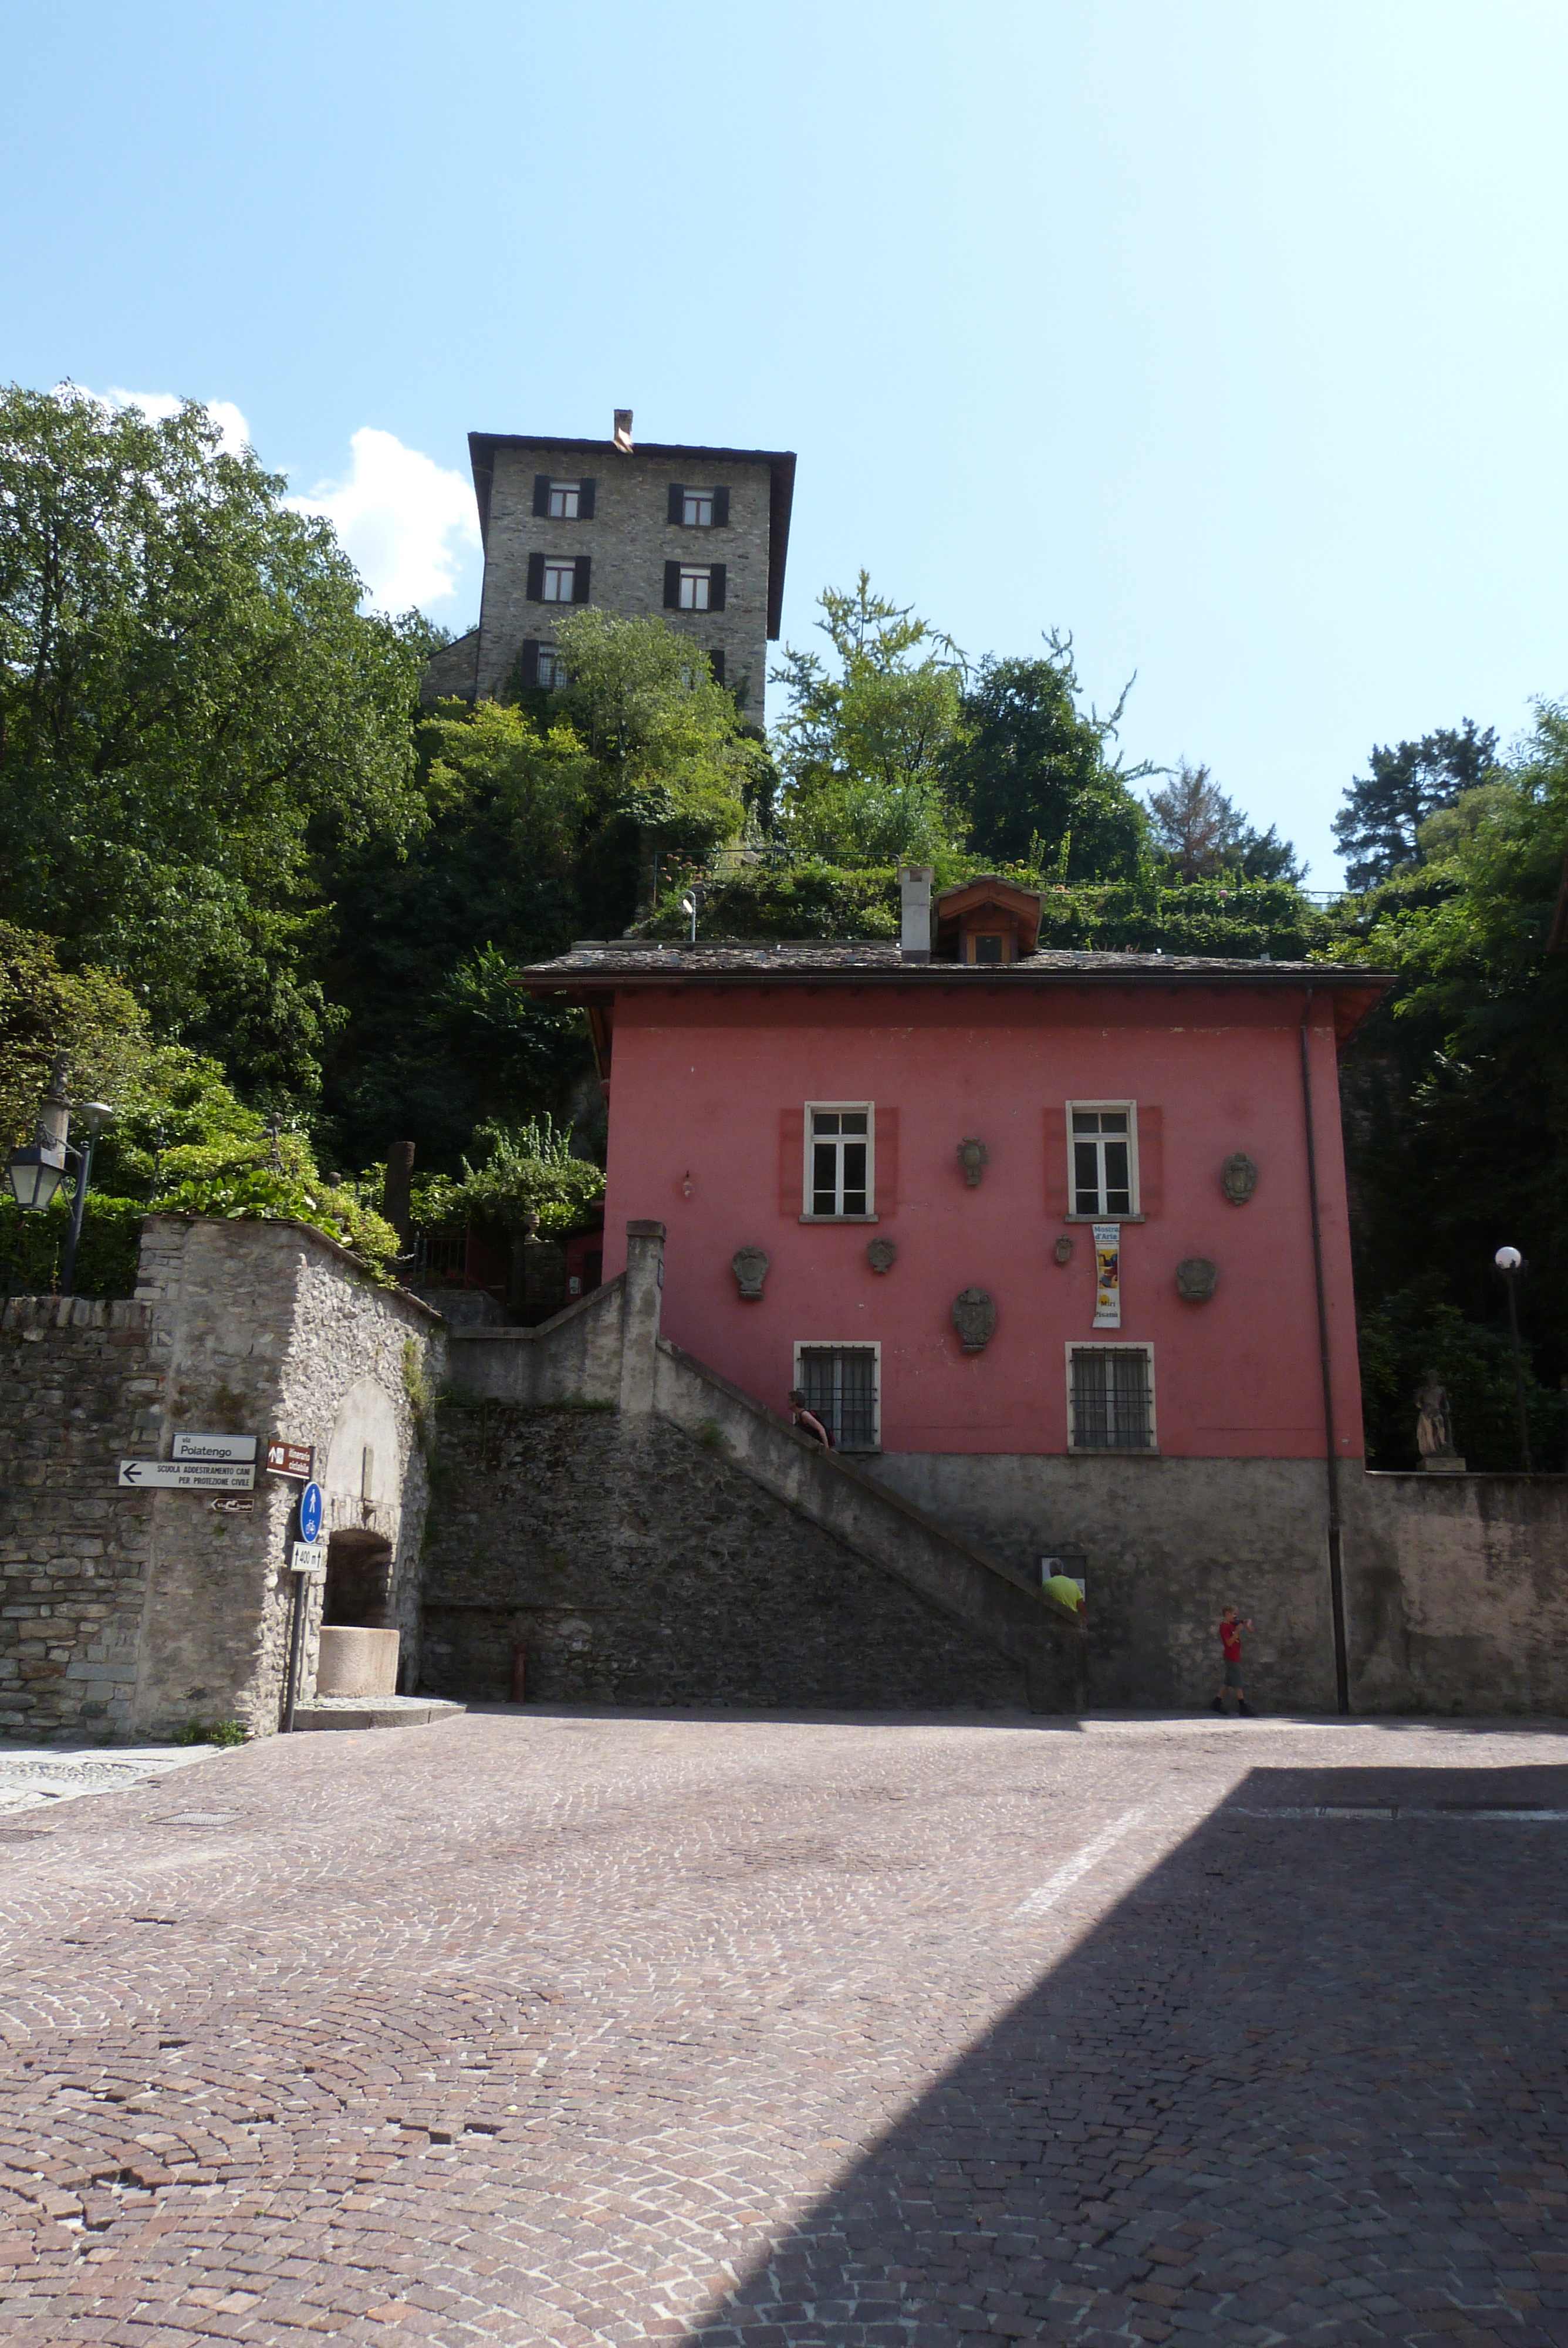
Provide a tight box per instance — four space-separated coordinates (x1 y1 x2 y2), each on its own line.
1495 1245 1523 1271
1493 1244 1533 1472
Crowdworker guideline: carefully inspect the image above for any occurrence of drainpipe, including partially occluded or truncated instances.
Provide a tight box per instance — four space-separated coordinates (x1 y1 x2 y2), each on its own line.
1299 990 1350 1714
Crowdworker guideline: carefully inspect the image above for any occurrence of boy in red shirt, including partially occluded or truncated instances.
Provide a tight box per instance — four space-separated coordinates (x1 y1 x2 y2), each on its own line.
1212 1606 1256 1717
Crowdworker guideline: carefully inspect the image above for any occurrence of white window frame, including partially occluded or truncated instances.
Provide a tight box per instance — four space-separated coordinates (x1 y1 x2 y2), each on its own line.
682 489 715 528
547 480 580 519
1065 1099 1140 1220
1065 1341 1157 1455
802 1101 877 1222
678 565 712 611
793 1340 881 1453
541 559 577 605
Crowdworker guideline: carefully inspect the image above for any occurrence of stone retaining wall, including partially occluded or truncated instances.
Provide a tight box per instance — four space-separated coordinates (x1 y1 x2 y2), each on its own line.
0 1298 161 1740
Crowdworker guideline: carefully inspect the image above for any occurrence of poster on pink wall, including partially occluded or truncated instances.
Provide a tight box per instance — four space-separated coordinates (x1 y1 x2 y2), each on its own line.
1093 1224 1121 1327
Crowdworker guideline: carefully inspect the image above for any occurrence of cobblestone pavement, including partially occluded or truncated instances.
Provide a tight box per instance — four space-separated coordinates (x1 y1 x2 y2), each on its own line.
1 1709 1566 2347
0 1745 221 1816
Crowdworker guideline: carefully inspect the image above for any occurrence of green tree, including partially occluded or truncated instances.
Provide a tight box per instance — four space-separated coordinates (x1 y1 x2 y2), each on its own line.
1332 719 1498 891
1333 704 1568 1459
772 574 967 866
1147 761 1304 883
0 385 430 1102
552 608 766 907
941 637 1150 878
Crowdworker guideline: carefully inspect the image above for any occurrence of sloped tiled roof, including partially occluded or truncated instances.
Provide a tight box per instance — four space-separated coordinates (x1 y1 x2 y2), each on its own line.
518 939 1385 982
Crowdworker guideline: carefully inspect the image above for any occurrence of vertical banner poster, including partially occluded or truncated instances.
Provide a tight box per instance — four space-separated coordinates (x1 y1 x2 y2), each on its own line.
1093 1222 1121 1327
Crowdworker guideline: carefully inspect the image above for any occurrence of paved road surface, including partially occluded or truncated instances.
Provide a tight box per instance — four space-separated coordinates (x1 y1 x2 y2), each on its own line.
1 1709 1566 2346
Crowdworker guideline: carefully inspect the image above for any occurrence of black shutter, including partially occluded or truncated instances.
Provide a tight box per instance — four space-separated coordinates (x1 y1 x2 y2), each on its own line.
579 478 596 519
664 560 681 609
712 486 730 527
708 647 726 686
525 551 545 601
667 483 684 525
708 564 726 612
573 556 592 604
532 475 550 518
519 639 540 688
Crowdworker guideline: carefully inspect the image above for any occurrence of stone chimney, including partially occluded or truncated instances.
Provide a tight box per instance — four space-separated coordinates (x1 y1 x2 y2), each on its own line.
613 408 634 453
897 865 933 962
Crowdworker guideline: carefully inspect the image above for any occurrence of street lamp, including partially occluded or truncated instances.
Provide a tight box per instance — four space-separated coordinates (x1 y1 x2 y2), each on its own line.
1493 1246 1533 1474
5 1057 114 1297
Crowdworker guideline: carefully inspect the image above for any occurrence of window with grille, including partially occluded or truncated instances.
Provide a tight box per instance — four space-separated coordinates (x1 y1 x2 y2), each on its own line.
1069 1103 1137 1217
548 481 580 519
542 559 577 603
806 1104 873 1217
1068 1345 1155 1451
796 1344 880 1452
535 646 565 689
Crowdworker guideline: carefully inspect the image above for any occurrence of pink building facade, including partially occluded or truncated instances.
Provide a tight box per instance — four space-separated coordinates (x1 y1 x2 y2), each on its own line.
523 885 1390 1708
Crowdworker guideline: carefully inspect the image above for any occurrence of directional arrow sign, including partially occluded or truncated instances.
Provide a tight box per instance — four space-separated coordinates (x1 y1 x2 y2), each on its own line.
172 1432 257 1464
118 1460 256 1492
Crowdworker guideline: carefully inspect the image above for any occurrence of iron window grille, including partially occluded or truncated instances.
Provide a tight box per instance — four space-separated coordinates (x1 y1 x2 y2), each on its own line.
1068 1345 1155 1452
796 1344 880 1452
1069 1103 1137 1217
535 647 565 689
548 481 580 519
806 1104 873 1217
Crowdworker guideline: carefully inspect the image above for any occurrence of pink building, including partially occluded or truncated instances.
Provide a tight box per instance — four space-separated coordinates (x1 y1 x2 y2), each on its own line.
522 872 1391 1708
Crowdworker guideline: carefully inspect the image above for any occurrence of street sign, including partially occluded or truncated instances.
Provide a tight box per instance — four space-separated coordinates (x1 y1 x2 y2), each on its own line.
118 1459 256 1492
266 1439 314 1480
210 1496 255 1514
172 1431 257 1464
298 1481 325 1545
289 1542 326 1575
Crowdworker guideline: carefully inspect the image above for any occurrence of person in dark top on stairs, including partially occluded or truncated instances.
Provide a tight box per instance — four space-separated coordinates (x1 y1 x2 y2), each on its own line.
789 1389 833 1450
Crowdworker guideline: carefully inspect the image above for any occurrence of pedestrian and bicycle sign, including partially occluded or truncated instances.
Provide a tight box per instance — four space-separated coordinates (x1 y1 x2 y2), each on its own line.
118 1459 256 1492
298 1481 325 1545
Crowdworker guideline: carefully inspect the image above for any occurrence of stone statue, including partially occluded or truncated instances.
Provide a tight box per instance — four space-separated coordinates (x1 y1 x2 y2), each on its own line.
1415 1375 1464 1471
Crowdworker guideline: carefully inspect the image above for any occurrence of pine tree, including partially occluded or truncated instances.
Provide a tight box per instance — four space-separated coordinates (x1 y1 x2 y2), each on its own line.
1332 720 1498 890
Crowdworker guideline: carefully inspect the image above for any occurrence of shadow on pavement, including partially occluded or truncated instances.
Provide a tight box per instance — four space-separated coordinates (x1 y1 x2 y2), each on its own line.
682 1762 1568 2346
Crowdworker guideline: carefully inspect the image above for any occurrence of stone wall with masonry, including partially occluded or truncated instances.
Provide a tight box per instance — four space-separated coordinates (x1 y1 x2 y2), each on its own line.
0 1217 444 1744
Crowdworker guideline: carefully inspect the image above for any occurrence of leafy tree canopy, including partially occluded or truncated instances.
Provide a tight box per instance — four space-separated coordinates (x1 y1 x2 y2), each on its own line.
1147 761 1305 884
943 636 1151 879
772 574 966 866
0 385 431 1102
1331 718 1498 892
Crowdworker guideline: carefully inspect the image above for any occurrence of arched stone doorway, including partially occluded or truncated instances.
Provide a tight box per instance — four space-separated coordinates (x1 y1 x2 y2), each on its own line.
322 1529 394 1630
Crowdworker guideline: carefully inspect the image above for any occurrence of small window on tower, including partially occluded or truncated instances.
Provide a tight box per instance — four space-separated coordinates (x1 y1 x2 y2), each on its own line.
541 560 577 603
536 647 565 689
682 490 715 527
679 566 712 611
548 481 580 519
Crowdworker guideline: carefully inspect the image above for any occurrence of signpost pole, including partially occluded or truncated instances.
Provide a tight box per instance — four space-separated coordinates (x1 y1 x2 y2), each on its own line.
282 1574 307 1733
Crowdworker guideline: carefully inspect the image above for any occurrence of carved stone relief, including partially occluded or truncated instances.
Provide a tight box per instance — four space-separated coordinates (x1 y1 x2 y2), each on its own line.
731 1246 769 1301
951 1287 996 1352
1175 1256 1218 1302
866 1237 898 1274
957 1138 989 1188
1221 1152 1259 1206
1052 1233 1075 1266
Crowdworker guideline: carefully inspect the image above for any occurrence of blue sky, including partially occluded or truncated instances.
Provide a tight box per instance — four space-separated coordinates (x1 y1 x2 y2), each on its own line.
5 0 1566 881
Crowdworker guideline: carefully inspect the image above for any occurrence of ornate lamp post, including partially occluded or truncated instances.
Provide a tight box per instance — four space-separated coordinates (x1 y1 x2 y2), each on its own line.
5 1057 114 1297
1493 1246 1533 1473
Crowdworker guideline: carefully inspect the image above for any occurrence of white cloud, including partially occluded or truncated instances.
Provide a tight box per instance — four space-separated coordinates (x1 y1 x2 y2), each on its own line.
287 427 479 612
93 386 254 458
70 389 477 615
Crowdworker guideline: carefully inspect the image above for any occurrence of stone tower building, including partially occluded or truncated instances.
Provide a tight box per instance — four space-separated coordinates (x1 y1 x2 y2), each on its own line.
423 411 796 720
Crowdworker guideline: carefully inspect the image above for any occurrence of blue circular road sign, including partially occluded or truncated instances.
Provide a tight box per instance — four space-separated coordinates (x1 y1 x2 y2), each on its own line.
298 1480 325 1546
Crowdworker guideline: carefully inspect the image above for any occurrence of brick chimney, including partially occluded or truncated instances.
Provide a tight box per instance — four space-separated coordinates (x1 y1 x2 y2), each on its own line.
897 865 933 962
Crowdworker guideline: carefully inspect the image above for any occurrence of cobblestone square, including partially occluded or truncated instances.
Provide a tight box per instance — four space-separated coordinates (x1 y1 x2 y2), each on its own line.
1 1708 1565 2346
